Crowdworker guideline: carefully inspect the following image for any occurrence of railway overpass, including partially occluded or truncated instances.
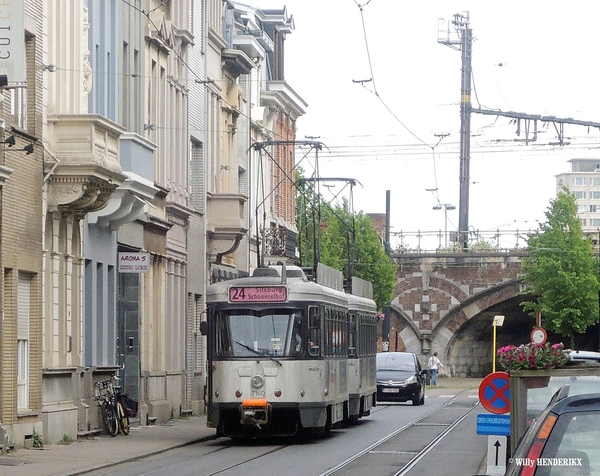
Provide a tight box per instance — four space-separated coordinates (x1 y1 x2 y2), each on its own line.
384 249 600 377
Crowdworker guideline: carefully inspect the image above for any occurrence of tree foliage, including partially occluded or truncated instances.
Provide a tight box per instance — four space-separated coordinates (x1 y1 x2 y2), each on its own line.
521 187 600 347
296 180 396 310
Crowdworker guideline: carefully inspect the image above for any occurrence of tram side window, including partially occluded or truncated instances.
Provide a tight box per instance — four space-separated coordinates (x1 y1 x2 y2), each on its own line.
358 314 377 356
308 306 320 356
323 307 347 357
333 310 346 356
324 308 331 357
348 313 356 357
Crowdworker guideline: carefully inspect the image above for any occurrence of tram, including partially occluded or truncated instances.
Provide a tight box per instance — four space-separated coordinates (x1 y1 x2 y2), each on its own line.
201 264 378 438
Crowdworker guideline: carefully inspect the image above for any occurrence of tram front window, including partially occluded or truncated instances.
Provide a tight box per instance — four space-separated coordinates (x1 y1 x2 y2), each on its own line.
216 310 304 358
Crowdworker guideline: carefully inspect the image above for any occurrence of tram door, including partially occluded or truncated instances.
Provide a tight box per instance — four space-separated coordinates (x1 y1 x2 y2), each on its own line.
117 272 140 403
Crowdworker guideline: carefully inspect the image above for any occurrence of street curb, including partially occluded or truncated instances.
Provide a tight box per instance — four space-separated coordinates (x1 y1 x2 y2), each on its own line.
66 434 217 476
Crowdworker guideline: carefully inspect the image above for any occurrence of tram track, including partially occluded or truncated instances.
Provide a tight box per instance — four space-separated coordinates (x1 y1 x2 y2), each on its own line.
79 389 481 476
204 444 289 476
320 389 480 476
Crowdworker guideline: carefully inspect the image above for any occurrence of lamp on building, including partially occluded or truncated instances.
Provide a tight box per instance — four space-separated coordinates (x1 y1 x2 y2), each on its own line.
13 143 35 155
1 135 16 147
144 123 157 131
42 64 58 72
433 203 456 248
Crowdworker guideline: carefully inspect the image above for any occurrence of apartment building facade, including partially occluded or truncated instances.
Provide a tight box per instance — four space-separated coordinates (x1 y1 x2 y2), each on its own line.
556 158 600 234
0 0 304 448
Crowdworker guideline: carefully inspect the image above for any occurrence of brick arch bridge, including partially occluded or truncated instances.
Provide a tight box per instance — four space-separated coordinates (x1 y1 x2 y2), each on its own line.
385 252 529 377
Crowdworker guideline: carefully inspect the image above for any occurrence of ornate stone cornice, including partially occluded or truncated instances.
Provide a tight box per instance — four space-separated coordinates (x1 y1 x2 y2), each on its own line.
46 114 126 214
222 49 254 78
87 172 159 231
261 81 307 121
0 165 13 186
47 165 123 213
207 192 248 264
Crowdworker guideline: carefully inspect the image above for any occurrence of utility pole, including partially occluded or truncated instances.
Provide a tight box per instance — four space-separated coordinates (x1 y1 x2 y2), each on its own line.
438 12 600 253
382 190 391 351
439 13 473 250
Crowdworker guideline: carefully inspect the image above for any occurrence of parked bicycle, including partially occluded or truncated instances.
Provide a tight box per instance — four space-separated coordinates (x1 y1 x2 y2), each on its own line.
94 378 134 436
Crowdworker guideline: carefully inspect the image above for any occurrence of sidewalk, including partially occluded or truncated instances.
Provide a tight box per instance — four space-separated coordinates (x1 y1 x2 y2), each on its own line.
0 415 215 476
0 378 486 476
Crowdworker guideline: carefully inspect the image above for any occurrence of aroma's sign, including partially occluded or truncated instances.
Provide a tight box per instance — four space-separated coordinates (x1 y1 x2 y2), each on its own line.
118 252 150 273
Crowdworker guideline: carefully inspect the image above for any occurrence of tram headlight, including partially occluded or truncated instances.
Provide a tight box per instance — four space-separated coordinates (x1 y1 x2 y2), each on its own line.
274 389 282 397
235 389 243 398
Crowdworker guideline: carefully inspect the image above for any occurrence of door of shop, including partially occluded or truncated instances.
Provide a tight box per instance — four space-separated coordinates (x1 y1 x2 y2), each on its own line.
117 272 140 402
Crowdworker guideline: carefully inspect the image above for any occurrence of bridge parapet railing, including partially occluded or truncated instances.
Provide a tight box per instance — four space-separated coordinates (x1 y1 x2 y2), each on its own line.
390 229 535 254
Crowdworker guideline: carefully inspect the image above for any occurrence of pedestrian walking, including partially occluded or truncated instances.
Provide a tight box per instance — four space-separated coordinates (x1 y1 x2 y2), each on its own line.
428 352 444 386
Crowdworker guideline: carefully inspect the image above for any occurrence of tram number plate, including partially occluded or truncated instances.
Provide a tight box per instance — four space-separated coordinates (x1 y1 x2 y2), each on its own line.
229 286 288 303
382 388 400 393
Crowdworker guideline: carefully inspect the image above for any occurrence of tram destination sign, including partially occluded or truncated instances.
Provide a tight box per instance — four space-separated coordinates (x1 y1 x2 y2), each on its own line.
229 286 288 303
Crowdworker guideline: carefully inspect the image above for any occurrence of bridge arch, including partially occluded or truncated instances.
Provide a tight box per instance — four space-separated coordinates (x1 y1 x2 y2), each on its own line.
387 253 526 376
385 251 600 377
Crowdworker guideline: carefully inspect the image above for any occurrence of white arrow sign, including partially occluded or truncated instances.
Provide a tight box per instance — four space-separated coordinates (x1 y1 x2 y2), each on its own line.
486 435 507 475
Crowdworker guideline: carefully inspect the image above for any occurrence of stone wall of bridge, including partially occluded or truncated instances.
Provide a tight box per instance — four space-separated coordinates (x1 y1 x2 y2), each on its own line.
386 252 527 377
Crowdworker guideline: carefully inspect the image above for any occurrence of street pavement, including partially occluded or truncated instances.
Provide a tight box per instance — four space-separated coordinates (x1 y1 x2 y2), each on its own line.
0 415 216 476
0 377 489 476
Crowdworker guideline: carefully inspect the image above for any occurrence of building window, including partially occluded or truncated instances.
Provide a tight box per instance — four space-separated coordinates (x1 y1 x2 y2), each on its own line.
592 177 600 186
592 191 600 200
590 219 600 226
17 272 32 410
189 140 204 211
591 205 599 213
573 177 587 186
578 205 587 213
574 191 586 199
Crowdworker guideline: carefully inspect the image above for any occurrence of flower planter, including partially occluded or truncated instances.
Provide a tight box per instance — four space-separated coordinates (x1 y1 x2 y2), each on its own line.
522 375 550 389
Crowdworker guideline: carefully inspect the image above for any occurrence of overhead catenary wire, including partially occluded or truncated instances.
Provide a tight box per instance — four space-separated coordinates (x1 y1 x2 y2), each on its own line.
352 0 432 150
350 0 468 205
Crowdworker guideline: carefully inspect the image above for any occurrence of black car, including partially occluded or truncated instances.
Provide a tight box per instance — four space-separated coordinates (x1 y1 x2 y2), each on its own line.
376 352 426 405
506 389 600 476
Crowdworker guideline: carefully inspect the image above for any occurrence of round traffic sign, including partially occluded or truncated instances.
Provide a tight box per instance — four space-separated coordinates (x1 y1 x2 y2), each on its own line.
479 371 510 414
531 327 547 344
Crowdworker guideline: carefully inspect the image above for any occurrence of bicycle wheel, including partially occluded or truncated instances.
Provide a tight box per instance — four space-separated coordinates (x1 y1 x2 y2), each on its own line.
118 401 130 435
101 400 119 437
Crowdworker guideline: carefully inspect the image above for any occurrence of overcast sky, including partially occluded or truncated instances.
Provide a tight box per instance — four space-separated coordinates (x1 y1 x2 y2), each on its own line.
255 1 600 249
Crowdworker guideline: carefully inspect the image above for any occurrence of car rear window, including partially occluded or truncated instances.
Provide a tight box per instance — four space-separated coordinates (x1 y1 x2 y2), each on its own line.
538 410 600 475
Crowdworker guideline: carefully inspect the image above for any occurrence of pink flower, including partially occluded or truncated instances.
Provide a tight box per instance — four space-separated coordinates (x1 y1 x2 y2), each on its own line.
496 341 568 371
